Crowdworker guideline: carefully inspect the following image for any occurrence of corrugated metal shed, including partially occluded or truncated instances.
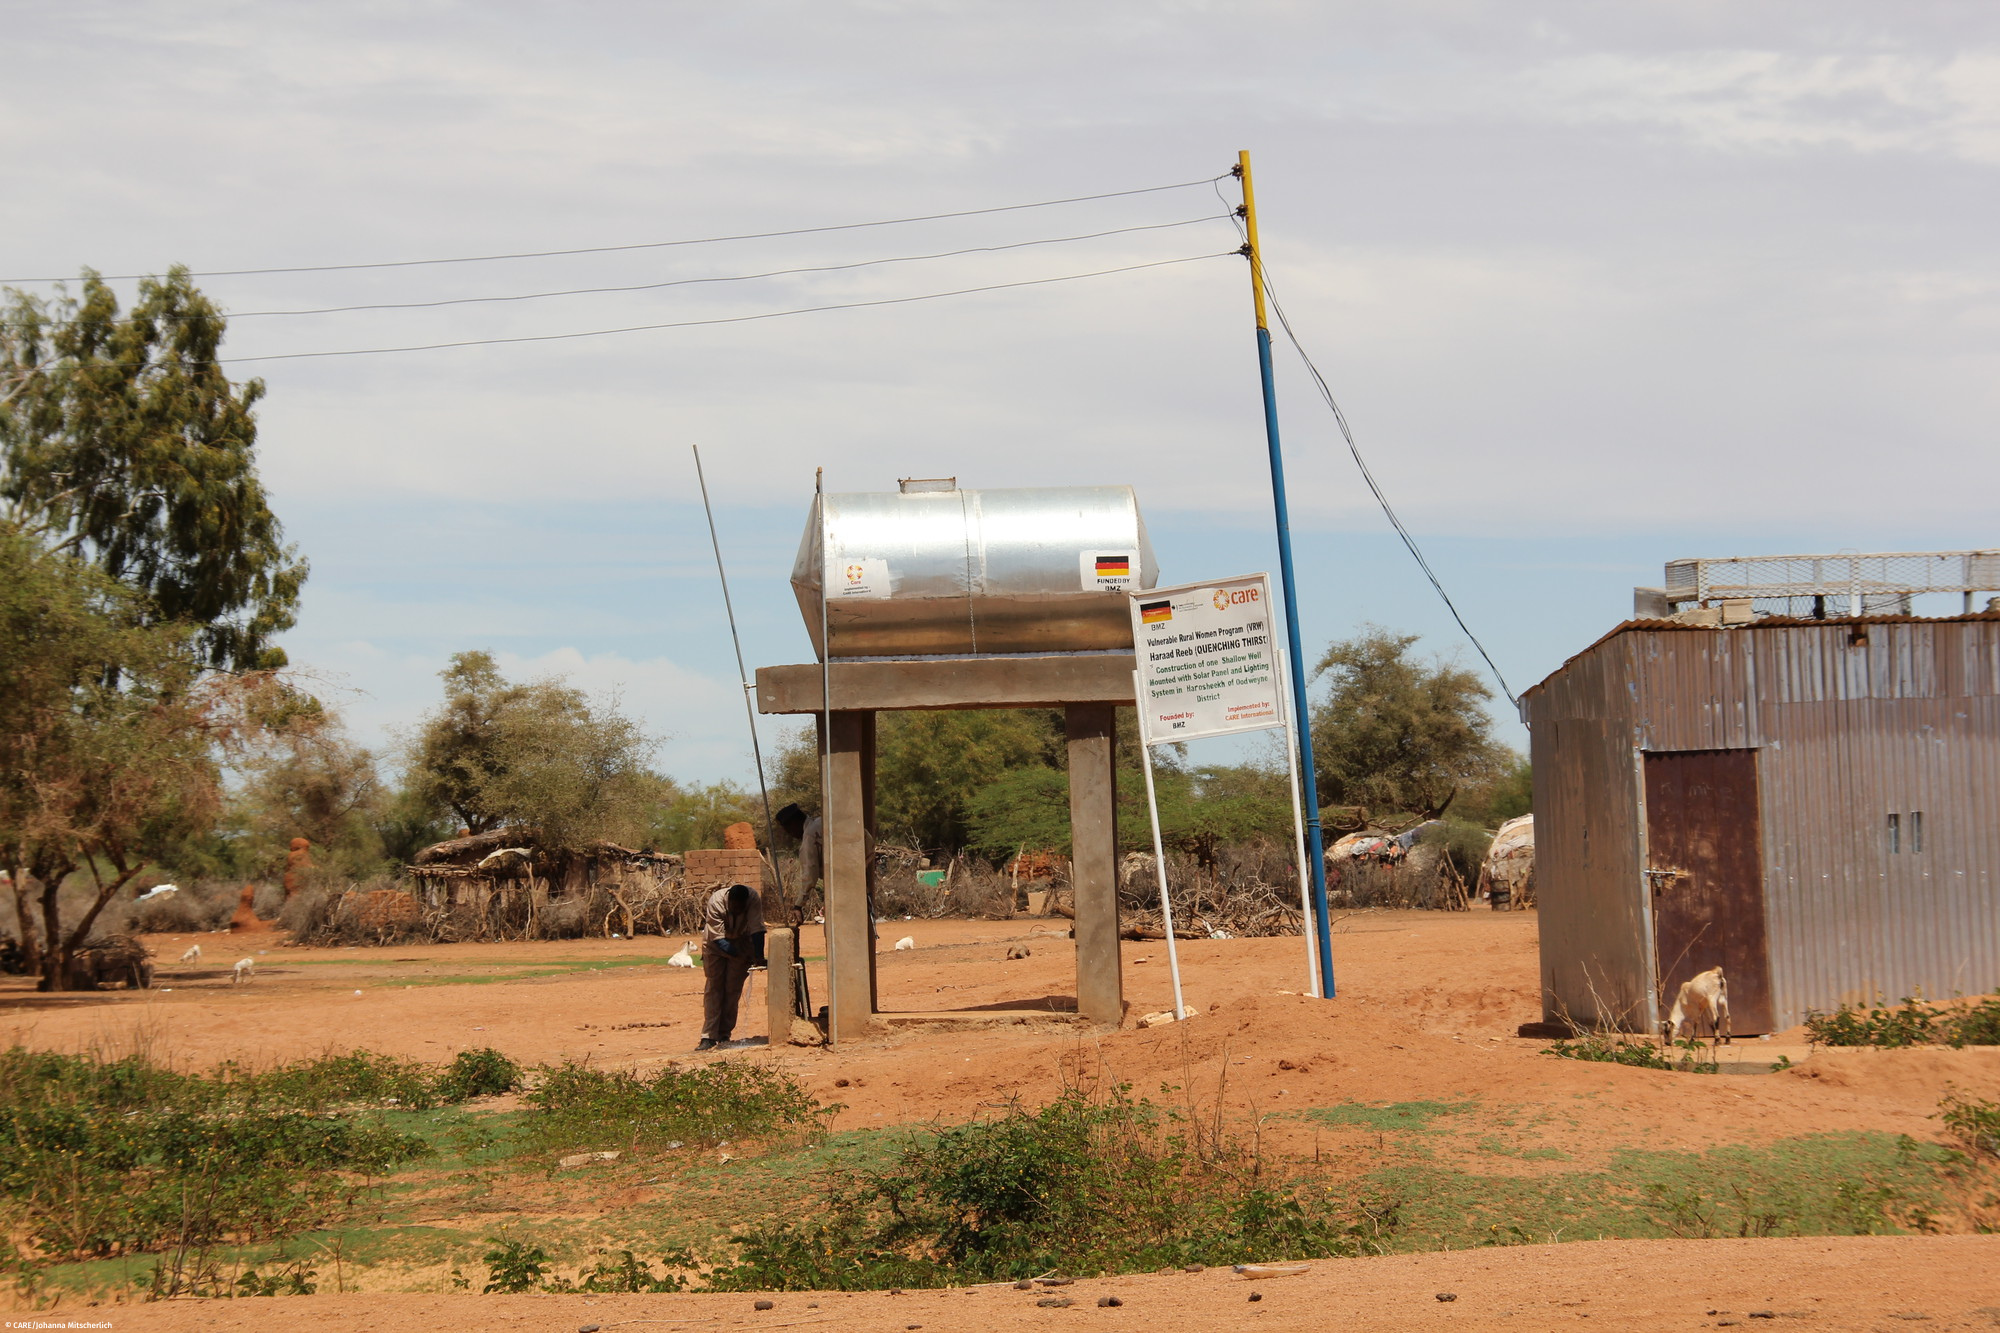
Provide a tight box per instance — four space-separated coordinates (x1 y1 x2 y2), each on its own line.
1522 612 2000 1032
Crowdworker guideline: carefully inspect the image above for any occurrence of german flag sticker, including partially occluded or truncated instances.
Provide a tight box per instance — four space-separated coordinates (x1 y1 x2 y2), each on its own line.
1094 555 1130 576
1140 600 1172 625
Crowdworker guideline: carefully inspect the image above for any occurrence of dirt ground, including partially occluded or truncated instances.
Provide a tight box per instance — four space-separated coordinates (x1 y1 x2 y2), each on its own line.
6 908 1999 1326
85 1235 2000 1333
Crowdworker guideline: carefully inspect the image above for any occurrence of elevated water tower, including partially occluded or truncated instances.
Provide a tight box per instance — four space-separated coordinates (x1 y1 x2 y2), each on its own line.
757 479 1156 1042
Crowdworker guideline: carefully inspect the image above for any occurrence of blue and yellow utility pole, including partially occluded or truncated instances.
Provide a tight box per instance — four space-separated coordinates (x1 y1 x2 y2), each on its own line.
1236 149 1336 997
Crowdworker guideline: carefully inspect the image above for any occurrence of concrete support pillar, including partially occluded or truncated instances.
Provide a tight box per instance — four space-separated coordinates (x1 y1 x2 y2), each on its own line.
766 927 796 1044
1066 702 1123 1025
825 710 877 1043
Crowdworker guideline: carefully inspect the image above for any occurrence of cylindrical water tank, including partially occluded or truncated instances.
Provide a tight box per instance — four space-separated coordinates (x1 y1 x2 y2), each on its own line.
791 483 1158 658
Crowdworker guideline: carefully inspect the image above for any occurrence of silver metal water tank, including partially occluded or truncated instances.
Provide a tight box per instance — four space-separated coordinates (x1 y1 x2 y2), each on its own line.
791 483 1158 658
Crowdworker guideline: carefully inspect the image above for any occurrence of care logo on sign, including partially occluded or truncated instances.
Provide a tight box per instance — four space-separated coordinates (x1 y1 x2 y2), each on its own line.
834 557 890 598
1213 586 1261 610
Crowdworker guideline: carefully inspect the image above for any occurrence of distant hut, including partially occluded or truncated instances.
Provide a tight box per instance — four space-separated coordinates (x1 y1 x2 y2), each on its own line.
408 828 684 938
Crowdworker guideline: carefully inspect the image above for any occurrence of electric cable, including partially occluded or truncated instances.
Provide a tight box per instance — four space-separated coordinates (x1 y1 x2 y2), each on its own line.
213 215 1230 317
0 173 1233 284
1264 271 1519 708
217 251 1232 363
1213 182 1518 707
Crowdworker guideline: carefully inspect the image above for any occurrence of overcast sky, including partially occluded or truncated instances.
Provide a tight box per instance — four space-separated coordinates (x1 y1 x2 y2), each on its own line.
7 2 1997 784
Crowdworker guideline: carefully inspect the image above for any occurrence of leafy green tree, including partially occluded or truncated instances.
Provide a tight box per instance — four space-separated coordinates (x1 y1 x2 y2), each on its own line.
645 780 765 853
875 710 1061 850
0 524 220 987
1449 755 1532 827
0 268 305 670
371 783 456 867
967 760 1288 866
965 767 1074 859
767 709 1063 852
1310 627 1508 823
406 651 656 850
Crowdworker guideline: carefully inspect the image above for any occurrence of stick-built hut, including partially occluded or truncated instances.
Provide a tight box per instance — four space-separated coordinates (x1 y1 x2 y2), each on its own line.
408 828 686 938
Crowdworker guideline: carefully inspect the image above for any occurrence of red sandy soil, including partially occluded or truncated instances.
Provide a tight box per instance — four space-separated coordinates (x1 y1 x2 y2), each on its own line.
73 1236 2000 1332
5 910 1998 1326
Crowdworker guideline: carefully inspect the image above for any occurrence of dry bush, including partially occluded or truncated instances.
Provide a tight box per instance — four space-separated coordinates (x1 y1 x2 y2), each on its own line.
1325 844 1470 911
282 862 728 946
1118 840 1306 938
872 857 1016 920
115 880 245 935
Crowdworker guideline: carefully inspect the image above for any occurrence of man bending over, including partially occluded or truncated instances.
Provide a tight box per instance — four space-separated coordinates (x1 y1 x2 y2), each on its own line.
698 882 764 1051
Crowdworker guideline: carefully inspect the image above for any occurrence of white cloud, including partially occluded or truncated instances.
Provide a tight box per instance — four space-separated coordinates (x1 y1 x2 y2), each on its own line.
10 2 1999 780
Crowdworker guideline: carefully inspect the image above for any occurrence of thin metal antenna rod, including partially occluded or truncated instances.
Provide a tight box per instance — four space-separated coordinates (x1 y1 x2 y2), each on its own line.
815 468 837 1045
690 445 785 908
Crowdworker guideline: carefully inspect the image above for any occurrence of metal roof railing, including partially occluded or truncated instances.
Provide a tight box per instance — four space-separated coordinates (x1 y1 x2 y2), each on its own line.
1663 550 2000 613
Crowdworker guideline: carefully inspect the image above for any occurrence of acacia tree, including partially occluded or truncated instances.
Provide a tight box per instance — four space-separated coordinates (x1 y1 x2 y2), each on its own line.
1309 626 1511 824
0 267 306 671
230 713 386 877
0 524 220 987
407 652 656 850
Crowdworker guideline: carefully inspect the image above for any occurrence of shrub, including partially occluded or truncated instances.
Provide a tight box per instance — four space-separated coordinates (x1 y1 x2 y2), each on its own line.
478 1242 695 1294
436 1048 523 1101
1418 819 1493 886
522 1060 831 1159
1938 1092 2000 1158
707 1086 1393 1290
0 1047 429 1264
121 881 244 934
1805 995 2000 1049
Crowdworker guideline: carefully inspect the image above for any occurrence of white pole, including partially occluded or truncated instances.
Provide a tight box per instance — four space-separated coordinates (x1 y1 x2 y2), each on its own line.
1276 646 1321 998
1134 671 1187 1020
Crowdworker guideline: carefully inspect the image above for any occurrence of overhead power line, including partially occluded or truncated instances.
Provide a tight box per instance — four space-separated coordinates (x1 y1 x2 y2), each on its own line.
222 215 1229 318
1210 183 1516 706
1261 270 1519 709
0 173 1232 284
219 252 1234 363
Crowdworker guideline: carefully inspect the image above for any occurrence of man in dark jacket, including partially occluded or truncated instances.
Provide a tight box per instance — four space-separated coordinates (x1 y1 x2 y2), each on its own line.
697 882 763 1051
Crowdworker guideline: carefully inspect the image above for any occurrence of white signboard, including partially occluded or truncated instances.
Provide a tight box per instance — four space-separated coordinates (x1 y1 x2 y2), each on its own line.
1129 573 1282 744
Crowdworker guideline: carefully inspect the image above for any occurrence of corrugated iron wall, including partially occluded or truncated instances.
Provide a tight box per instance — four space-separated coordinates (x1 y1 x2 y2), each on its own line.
1526 634 1654 1031
1527 616 2000 1030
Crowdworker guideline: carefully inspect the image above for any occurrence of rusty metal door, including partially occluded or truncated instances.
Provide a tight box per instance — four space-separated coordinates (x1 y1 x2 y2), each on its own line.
1643 749 1773 1034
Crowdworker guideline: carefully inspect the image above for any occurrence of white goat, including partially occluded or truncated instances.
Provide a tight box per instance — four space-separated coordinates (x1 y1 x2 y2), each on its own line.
136 883 180 903
1666 966 1730 1044
893 936 915 951
178 944 202 964
231 957 255 985
666 940 698 969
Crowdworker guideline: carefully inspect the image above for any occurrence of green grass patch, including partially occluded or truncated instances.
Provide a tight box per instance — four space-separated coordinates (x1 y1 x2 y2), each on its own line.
1366 1131 1963 1248
1299 1099 1476 1133
381 958 686 988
